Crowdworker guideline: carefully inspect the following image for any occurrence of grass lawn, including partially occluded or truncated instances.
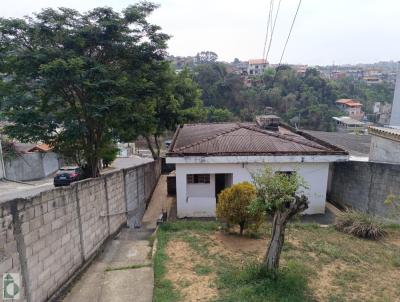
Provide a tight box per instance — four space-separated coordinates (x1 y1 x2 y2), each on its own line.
153 221 400 302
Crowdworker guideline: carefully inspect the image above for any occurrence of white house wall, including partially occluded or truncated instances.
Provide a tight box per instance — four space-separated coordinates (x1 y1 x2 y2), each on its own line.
175 162 330 218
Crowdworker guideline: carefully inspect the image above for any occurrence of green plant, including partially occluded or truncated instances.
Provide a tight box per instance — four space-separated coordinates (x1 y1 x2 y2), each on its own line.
250 166 309 272
334 210 386 240
101 144 119 168
216 182 263 235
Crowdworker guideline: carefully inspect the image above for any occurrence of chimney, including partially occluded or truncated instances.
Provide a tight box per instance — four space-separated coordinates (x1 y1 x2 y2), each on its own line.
390 62 400 126
256 115 280 131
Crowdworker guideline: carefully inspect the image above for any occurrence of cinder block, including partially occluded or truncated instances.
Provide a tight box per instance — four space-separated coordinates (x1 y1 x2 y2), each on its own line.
24 230 39 246
0 257 13 273
39 224 51 238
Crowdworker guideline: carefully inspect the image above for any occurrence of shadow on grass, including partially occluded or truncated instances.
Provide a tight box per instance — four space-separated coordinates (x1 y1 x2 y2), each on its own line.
215 261 315 302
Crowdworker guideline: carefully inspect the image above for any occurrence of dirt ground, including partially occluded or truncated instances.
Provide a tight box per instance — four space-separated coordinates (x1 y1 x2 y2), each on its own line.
162 224 400 302
165 240 218 301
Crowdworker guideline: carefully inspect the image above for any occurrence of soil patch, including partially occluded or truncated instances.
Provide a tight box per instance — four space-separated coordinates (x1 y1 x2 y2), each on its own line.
165 240 217 302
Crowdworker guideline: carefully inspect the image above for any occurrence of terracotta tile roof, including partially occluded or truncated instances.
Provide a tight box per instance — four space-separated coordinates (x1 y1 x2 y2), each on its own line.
336 99 362 107
27 143 53 152
168 123 347 157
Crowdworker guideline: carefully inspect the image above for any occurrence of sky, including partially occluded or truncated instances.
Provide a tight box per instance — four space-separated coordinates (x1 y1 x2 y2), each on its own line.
1 0 400 65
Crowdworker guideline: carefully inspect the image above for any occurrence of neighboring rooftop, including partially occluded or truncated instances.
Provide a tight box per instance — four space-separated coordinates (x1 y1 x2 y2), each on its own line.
248 59 268 65
168 122 348 157
336 99 362 107
333 116 366 126
304 130 371 157
369 126 400 142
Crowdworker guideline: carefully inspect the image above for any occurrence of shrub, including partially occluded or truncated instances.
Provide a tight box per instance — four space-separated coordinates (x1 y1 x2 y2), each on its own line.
335 210 386 240
216 182 263 235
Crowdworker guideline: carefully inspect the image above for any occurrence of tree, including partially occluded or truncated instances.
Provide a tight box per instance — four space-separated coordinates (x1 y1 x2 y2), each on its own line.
195 51 218 64
206 107 235 122
216 182 263 235
121 67 205 159
0 3 169 177
251 166 309 272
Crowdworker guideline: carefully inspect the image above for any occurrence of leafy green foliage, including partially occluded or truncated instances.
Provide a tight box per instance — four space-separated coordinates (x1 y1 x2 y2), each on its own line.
251 166 309 271
119 66 205 159
216 182 263 235
251 167 308 214
335 210 387 240
192 63 394 131
100 144 119 168
206 106 235 122
0 3 189 176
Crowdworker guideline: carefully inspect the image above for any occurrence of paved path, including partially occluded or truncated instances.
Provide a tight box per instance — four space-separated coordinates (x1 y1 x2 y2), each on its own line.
0 156 152 203
62 175 171 302
62 228 154 302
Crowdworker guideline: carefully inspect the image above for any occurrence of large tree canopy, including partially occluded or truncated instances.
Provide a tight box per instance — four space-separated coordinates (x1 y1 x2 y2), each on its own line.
0 3 171 177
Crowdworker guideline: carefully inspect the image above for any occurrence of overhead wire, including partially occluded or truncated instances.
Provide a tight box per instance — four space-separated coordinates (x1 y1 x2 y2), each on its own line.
278 0 303 66
271 0 303 86
262 0 274 60
265 0 282 62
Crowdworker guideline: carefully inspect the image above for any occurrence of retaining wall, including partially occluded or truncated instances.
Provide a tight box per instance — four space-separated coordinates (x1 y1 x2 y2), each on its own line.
0 159 161 302
5 152 60 181
329 161 400 218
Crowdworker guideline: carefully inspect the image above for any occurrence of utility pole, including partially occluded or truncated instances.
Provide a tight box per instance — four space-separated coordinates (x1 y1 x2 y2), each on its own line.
0 138 6 179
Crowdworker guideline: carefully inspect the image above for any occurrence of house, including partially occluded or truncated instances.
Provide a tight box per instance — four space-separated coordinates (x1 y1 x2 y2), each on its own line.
336 99 364 121
332 116 366 132
369 126 400 164
247 59 268 76
166 116 349 218
373 102 392 125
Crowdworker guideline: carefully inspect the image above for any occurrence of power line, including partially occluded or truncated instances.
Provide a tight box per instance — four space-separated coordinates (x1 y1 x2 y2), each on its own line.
262 0 274 60
278 0 302 65
265 0 282 62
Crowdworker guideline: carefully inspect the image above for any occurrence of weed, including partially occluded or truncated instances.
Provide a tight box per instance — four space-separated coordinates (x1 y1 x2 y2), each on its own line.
335 211 386 240
194 265 213 276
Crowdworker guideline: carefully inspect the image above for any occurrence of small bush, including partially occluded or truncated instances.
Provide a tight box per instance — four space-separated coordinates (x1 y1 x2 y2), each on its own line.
216 182 263 235
335 210 386 240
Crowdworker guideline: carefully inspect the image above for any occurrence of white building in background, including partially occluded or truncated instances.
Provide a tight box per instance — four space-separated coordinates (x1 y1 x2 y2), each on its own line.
166 116 348 218
369 126 400 164
390 64 400 126
247 59 268 76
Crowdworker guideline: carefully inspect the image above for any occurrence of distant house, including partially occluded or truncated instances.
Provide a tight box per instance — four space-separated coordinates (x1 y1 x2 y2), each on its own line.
373 102 392 125
369 126 400 163
166 116 348 218
247 59 268 76
336 99 365 121
333 116 366 132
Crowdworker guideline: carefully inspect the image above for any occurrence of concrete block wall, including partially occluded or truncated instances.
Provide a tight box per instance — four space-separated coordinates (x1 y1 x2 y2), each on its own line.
0 202 25 301
0 159 161 302
330 161 400 218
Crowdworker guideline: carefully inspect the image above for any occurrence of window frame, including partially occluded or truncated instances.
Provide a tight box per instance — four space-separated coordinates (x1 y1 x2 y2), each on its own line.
187 174 211 184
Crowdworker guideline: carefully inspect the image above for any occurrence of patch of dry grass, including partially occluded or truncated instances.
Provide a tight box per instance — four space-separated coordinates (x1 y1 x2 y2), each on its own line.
154 221 400 302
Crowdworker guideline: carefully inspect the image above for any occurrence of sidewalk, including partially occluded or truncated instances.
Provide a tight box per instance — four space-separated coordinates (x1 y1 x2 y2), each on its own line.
62 175 171 302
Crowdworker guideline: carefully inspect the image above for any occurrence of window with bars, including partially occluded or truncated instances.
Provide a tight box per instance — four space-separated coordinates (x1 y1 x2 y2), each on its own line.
187 174 210 184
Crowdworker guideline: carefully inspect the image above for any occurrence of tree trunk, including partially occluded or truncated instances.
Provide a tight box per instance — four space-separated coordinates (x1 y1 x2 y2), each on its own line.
263 211 287 272
145 136 159 159
239 222 245 235
154 134 161 158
